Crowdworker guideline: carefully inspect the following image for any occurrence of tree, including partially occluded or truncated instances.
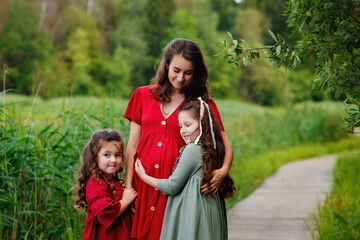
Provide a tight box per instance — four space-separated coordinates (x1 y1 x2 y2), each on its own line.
218 0 360 131
144 0 175 57
62 28 102 95
100 45 132 98
0 0 50 94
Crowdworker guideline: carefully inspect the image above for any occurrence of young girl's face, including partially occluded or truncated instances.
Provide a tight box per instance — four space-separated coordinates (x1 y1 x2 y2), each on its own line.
97 141 123 177
178 110 200 144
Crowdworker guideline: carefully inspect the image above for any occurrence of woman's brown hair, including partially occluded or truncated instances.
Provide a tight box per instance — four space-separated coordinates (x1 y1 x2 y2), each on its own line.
74 129 124 211
179 101 236 199
150 38 210 103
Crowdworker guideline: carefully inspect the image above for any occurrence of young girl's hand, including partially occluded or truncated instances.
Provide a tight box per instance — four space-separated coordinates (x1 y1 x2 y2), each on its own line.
122 188 137 205
134 159 146 177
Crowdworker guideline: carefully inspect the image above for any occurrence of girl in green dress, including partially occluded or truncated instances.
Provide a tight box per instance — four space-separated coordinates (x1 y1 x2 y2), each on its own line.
135 98 236 240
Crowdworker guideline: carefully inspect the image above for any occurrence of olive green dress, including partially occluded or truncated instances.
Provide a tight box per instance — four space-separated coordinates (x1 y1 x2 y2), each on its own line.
157 143 228 240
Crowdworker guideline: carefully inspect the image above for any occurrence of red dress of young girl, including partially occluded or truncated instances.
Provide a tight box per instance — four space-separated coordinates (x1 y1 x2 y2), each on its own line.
83 176 133 240
124 85 224 239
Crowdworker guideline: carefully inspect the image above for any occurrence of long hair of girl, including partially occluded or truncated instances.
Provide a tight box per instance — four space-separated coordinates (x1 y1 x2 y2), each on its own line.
179 101 236 199
74 130 124 212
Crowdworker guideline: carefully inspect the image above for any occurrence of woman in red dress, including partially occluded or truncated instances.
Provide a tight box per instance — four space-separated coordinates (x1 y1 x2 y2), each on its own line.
124 38 233 240
74 130 137 240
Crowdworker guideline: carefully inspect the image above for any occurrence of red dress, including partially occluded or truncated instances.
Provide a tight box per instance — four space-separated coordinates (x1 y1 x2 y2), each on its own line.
124 85 224 240
83 176 133 240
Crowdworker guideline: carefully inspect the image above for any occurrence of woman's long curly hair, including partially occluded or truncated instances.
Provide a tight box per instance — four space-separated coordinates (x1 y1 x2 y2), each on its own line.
179 101 236 199
74 130 124 212
150 38 210 103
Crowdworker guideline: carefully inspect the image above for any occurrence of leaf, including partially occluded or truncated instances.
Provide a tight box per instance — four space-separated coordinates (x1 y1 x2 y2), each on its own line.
329 229 348 236
268 30 278 43
38 123 54 137
276 45 281 55
226 31 234 42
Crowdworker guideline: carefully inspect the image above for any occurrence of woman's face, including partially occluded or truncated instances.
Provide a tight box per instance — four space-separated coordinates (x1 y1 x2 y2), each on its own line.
178 110 200 144
167 54 194 92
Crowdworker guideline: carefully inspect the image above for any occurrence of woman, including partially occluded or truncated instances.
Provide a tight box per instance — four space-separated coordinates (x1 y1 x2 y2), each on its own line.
124 38 233 240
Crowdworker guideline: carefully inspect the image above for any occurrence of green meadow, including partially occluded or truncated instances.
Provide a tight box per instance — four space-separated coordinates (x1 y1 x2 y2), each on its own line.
1 93 359 239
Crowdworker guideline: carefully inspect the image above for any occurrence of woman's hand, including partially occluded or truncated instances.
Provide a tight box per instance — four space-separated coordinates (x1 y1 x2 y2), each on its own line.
200 167 227 196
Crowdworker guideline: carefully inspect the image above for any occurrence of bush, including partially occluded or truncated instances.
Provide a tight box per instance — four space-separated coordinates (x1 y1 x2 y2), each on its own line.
227 101 346 158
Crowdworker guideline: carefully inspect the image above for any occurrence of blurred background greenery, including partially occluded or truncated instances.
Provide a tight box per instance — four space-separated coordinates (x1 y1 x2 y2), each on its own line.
0 0 326 105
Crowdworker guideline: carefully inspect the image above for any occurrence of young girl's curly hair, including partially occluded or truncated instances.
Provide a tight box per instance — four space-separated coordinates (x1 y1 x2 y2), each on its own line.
179 101 236 199
74 130 124 212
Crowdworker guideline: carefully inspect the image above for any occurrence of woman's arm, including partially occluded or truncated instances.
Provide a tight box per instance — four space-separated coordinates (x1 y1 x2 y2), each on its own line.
201 131 233 195
125 121 141 189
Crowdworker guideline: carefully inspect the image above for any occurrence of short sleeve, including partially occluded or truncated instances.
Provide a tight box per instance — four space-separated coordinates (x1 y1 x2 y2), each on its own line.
86 178 121 230
209 99 224 131
157 144 202 195
124 87 142 125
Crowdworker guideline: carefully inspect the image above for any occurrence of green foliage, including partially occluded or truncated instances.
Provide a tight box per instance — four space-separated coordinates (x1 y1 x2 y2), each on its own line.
163 8 200 46
233 7 265 44
100 45 132 98
144 0 175 57
287 69 323 103
310 152 360 239
63 28 102 95
0 0 51 94
37 52 69 98
209 0 236 31
111 17 151 87
218 0 360 130
0 94 129 239
226 101 347 158
55 5 102 84
241 59 292 106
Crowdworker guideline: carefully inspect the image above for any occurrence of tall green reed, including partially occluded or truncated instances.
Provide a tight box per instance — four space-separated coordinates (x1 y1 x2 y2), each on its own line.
0 94 129 239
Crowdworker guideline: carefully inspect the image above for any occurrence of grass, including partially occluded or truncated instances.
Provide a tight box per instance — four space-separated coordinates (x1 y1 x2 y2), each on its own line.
309 152 360 240
0 93 356 239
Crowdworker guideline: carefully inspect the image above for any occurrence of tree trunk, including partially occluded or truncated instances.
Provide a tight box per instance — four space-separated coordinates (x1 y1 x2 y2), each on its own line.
38 0 48 31
87 0 96 15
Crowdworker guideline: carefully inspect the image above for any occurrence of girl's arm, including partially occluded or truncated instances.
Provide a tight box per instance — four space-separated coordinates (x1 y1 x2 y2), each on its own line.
125 121 141 189
201 131 233 195
134 159 158 188
136 144 201 196
117 188 137 218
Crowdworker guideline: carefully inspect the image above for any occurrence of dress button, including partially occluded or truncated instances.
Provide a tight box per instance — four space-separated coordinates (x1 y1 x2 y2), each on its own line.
151 206 155 211
161 120 166 125
155 164 159 169
158 142 162 147
155 188 158 191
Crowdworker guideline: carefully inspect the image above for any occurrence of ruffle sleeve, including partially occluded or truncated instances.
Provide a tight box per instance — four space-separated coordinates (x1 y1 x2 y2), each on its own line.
124 87 142 125
86 177 121 230
209 99 225 131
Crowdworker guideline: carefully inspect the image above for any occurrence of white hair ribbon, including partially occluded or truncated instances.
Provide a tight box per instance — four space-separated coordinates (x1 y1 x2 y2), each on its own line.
194 97 216 149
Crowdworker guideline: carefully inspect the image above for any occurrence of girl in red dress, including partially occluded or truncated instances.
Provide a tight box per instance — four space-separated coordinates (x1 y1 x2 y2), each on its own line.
74 129 137 240
125 38 234 240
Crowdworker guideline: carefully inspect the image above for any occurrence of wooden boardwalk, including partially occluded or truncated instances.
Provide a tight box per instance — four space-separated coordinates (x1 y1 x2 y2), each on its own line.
227 154 337 240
